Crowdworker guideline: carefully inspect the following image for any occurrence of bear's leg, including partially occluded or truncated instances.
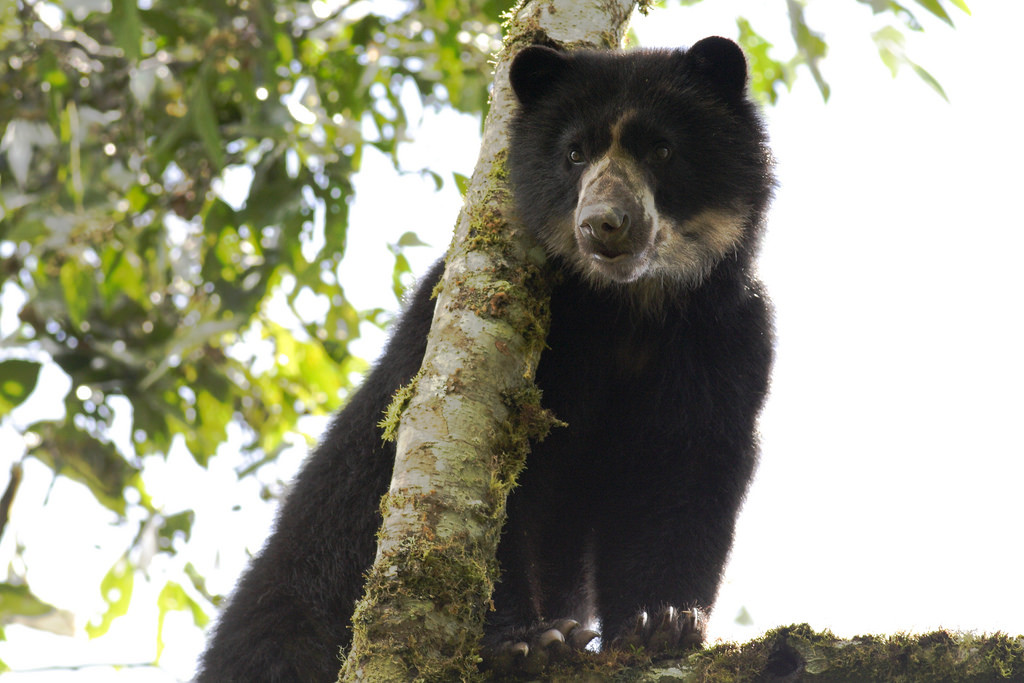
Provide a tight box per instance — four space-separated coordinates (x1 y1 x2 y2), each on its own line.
480 486 599 671
593 488 736 651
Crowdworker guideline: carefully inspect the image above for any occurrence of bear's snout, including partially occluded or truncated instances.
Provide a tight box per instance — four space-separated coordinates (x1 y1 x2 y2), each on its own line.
578 204 631 256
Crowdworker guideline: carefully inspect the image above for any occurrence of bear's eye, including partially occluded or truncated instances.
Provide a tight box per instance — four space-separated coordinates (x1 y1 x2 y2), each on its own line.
568 148 585 165
652 144 671 162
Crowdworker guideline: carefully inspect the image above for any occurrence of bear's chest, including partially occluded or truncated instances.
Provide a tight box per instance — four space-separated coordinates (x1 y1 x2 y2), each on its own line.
538 311 683 412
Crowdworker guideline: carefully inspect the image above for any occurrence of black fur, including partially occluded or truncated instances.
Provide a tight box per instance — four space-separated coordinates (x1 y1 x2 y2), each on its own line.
197 38 774 681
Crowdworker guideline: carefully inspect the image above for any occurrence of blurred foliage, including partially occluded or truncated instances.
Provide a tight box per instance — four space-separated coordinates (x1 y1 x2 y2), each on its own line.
0 0 505 668
737 0 969 104
0 0 966 674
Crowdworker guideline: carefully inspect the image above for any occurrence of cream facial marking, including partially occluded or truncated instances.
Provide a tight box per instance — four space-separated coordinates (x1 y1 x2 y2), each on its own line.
570 116 659 283
650 207 748 285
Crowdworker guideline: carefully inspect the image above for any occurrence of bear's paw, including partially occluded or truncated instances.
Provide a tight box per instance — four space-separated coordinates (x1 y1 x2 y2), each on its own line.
481 618 599 674
611 605 706 653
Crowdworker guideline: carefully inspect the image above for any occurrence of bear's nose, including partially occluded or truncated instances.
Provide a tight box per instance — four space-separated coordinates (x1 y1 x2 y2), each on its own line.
578 205 630 240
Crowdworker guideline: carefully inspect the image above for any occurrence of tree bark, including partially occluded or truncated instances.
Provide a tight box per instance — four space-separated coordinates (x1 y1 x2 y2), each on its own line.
338 0 636 680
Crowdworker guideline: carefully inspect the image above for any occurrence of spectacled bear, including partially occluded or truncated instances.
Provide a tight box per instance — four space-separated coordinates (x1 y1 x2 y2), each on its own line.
197 36 774 681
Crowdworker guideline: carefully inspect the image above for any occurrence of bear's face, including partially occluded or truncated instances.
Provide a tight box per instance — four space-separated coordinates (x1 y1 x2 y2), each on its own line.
508 39 772 293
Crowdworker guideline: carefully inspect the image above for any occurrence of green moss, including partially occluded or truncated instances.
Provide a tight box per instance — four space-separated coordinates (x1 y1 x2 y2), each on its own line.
473 625 1024 681
346 513 498 682
683 625 1024 682
484 385 566 518
427 144 553 354
378 369 423 443
979 632 1024 679
452 154 552 350
506 384 565 442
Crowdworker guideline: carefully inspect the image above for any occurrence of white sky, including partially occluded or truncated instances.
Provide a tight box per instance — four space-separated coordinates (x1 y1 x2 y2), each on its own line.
1 1 1022 680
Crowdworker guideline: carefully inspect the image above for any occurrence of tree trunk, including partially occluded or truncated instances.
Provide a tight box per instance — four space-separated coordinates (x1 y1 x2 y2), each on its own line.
338 0 636 680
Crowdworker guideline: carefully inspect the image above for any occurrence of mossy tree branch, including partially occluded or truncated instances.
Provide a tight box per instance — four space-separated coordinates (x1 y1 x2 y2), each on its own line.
537 625 1024 681
338 0 637 680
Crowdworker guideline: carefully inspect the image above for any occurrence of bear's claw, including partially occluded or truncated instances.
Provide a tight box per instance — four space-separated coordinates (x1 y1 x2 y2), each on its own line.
483 618 598 674
611 605 706 653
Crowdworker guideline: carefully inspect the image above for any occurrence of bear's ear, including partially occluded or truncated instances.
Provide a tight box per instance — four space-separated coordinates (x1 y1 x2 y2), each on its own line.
680 36 748 97
509 45 571 106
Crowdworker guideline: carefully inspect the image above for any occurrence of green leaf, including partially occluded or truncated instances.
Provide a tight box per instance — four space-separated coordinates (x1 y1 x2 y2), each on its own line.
786 0 830 101
30 421 142 516
184 562 222 606
186 388 232 464
99 244 146 309
873 25 905 77
912 0 954 26
275 32 295 64
423 169 443 190
43 69 69 90
156 581 208 662
157 510 195 550
149 114 191 169
189 68 225 171
857 1 924 31
391 252 411 301
0 583 57 618
109 0 142 62
737 17 789 105
59 260 95 328
0 583 74 635
86 555 134 638
453 172 471 197
0 360 41 415
872 26 949 100
857 0 890 12
386 232 430 301
911 63 949 101
396 231 429 248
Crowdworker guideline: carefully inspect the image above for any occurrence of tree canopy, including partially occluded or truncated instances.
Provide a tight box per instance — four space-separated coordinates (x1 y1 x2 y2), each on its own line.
0 0 968 677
